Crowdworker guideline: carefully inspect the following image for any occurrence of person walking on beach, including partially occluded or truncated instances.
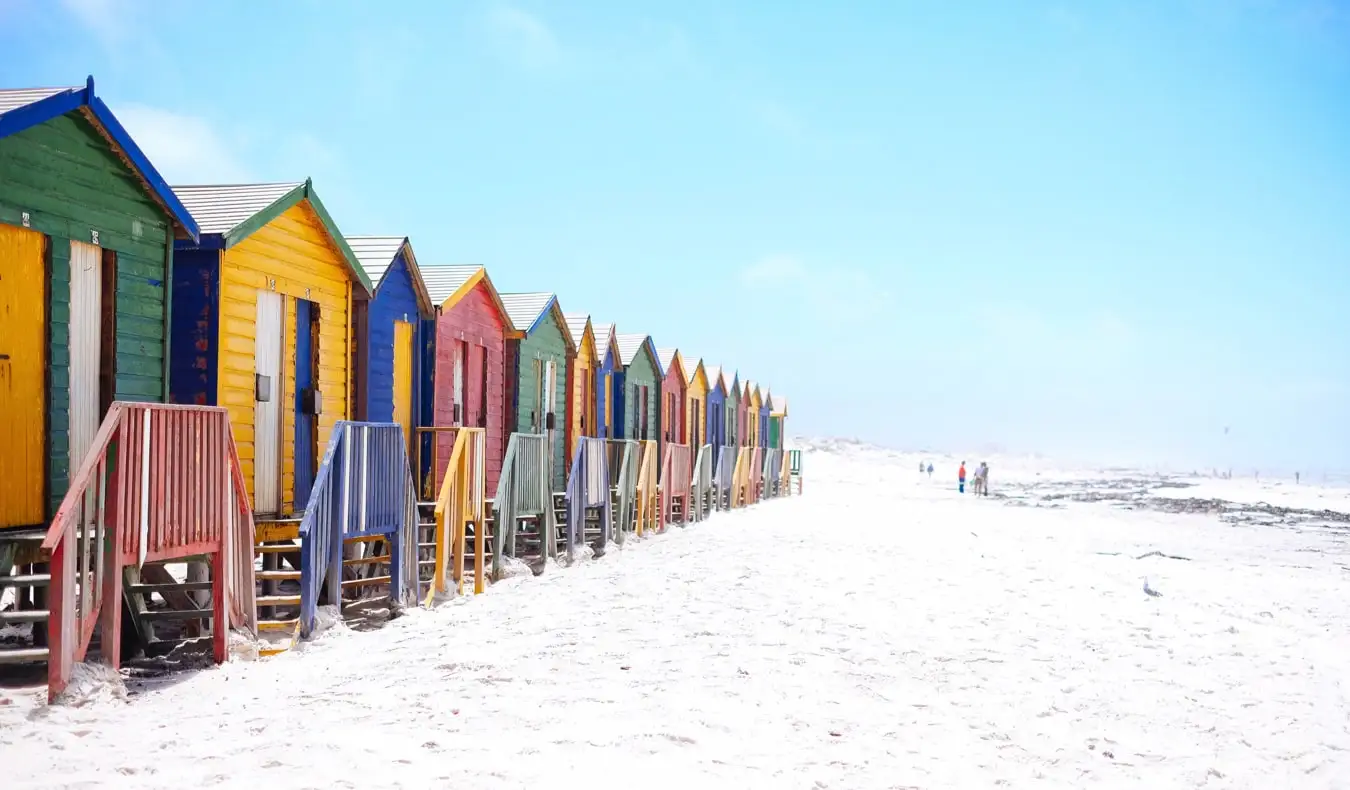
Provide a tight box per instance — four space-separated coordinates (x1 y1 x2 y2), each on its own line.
927 463 934 478
958 462 967 493
978 462 990 496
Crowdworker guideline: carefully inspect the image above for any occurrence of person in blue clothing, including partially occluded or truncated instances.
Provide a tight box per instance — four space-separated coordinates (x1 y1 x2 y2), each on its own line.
927 463 934 478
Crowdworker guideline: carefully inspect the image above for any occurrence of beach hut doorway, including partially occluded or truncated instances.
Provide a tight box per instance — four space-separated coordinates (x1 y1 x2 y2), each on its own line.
392 319 414 450
294 298 320 510
254 289 284 515
68 241 105 501
0 225 47 527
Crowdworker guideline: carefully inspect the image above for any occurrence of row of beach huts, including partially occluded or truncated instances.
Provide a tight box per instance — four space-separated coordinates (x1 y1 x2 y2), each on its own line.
0 78 801 701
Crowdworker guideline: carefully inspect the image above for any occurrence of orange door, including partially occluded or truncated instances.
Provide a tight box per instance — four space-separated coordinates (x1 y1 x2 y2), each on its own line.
0 224 47 528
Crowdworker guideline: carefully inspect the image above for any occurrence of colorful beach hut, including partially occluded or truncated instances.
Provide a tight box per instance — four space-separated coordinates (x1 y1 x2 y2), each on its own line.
685 357 709 448
726 371 742 448
563 314 598 474
615 334 660 442
346 236 434 450
0 79 199 530
704 365 727 452
169 180 372 517
656 348 686 460
592 322 620 439
769 396 788 450
760 388 774 448
500 293 574 492
420 265 517 495
745 382 763 448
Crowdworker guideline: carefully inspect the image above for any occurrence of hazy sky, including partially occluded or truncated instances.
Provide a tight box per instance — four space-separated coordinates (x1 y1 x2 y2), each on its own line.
3 0 1347 473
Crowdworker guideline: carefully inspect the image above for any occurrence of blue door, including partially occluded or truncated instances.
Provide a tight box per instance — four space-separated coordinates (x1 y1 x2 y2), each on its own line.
294 299 317 509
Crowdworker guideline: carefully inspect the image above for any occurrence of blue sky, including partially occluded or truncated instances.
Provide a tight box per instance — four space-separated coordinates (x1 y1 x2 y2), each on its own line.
3 0 1348 473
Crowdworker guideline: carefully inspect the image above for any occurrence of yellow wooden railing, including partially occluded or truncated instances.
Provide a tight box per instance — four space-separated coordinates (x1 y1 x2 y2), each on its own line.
634 439 659 536
425 427 487 602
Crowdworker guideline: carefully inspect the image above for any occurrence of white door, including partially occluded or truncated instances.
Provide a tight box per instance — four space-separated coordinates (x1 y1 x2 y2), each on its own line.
68 241 102 487
254 290 283 514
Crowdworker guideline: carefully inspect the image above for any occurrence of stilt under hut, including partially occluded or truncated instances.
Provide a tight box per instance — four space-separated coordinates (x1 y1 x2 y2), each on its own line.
563 313 598 475
615 333 661 535
418 265 515 595
656 348 690 528
171 181 420 645
500 293 574 493
0 79 254 695
685 357 713 520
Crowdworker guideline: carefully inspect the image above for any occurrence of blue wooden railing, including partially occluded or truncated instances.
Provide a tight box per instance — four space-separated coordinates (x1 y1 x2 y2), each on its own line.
298 421 418 637
564 437 611 556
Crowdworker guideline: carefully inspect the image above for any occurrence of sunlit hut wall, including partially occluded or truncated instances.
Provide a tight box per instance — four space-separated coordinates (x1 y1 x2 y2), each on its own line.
745 381 762 448
769 395 788 450
685 356 709 449
563 313 598 474
615 333 660 443
346 236 435 452
592 322 620 439
169 180 370 517
656 347 686 469
419 265 515 494
704 365 726 454
0 80 199 525
500 293 574 492
760 388 774 449
726 371 741 448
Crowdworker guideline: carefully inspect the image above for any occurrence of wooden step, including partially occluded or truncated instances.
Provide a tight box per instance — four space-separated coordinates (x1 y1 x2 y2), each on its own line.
129 581 214 595
0 609 49 624
140 608 211 622
258 618 299 632
0 646 50 664
341 575 391 589
256 569 301 582
343 555 390 567
256 594 301 608
255 543 299 554
256 522 301 542
0 573 50 589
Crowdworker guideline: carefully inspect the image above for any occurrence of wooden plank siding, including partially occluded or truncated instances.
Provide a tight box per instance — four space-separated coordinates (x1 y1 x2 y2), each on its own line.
705 367 726 453
656 348 685 474
0 110 174 517
563 315 596 476
616 335 660 444
432 279 509 494
685 358 709 449
214 202 353 514
504 301 571 492
725 373 741 448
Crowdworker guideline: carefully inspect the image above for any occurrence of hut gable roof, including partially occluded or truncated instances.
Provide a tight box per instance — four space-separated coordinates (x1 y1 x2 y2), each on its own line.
656 348 684 382
499 292 575 352
0 77 199 240
420 264 520 337
346 235 434 315
616 333 661 376
172 179 372 296
685 357 709 390
592 322 620 366
563 313 596 358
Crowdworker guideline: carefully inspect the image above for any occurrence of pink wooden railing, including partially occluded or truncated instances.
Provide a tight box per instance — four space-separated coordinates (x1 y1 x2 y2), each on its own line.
660 443 692 529
40 403 256 701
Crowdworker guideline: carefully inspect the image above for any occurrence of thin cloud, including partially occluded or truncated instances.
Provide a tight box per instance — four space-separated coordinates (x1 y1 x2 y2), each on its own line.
740 254 807 286
486 5 561 70
115 104 253 184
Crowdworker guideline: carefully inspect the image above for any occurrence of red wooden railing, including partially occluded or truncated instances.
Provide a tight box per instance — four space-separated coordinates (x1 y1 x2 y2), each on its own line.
660 443 692 529
40 403 256 701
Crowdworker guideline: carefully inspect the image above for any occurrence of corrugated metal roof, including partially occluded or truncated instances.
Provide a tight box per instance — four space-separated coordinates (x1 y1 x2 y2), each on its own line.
0 86 76 115
345 235 404 285
593 322 616 358
498 292 554 334
172 182 302 235
420 265 482 307
564 313 591 346
684 356 703 385
616 333 651 367
656 347 679 373
772 396 789 415
705 365 723 391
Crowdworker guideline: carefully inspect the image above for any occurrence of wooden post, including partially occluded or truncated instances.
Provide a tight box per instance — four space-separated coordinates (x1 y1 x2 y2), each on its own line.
211 548 227 664
46 536 72 703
